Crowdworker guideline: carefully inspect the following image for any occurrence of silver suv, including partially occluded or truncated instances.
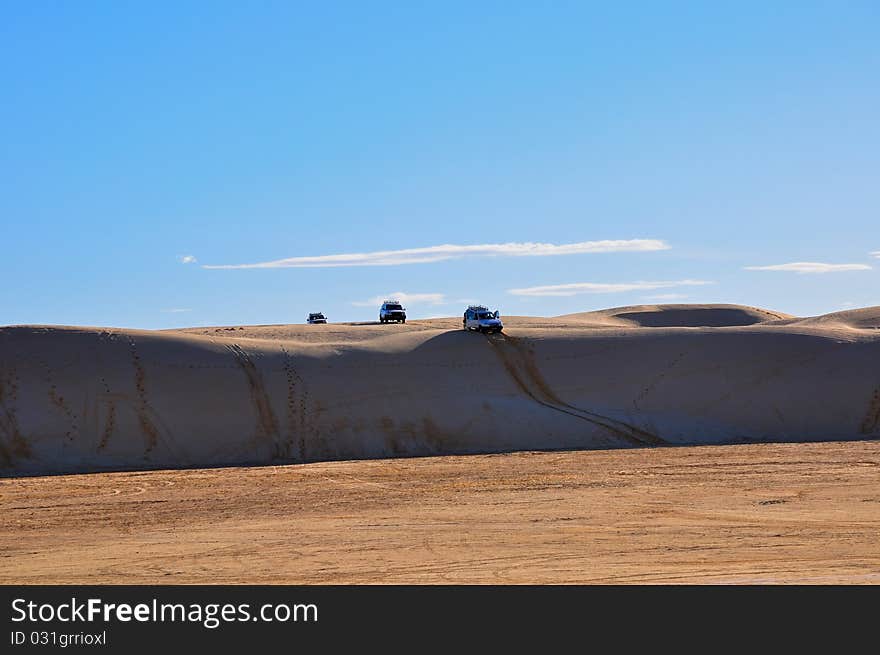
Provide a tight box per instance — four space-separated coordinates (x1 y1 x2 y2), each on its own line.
379 300 406 324
463 305 503 333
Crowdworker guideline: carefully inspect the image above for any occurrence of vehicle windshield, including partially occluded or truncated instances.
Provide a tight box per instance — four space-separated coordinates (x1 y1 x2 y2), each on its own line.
310 314 324 319
476 312 495 320
385 304 403 310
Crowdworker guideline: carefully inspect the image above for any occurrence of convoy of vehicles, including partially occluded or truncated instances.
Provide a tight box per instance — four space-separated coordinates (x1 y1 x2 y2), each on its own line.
305 302 503 332
462 305 503 333
379 300 407 323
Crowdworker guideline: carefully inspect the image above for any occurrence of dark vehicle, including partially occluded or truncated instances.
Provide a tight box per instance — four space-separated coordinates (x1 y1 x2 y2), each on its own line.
307 312 327 324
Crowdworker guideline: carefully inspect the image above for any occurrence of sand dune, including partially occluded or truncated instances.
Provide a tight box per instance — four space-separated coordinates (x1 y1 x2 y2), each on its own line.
788 306 880 330
2 304 879 476
556 303 793 327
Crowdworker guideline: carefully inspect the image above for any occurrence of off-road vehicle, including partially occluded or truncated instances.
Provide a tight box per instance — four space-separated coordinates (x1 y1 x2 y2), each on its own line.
463 305 503 333
379 300 406 323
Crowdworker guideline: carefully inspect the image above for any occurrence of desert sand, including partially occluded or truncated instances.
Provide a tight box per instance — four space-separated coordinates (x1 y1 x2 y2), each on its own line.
2 441 878 583
1 304 878 476
2 303 879 584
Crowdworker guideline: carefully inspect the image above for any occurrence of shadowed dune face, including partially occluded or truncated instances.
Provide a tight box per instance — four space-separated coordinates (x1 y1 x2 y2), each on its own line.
610 307 774 327
557 303 793 328
2 304 879 476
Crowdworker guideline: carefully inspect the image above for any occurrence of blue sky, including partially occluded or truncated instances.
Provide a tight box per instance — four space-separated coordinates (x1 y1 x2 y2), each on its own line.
2 1 878 328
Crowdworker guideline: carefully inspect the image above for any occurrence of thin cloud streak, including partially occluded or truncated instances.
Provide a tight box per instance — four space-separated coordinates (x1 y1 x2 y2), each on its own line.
745 262 872 274
509 280 712 297
871 251 880 259
204 239 669 269
178 255 197 264
352 292 446 307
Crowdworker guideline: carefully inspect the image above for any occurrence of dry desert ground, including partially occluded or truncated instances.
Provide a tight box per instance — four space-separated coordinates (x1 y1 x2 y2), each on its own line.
2 441 879 584
1 304 879 583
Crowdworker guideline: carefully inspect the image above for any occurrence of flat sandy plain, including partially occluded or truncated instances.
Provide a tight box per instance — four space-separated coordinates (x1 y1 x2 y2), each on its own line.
2 441 878 584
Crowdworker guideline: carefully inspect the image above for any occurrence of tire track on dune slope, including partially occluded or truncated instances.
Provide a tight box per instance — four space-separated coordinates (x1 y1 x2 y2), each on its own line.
33 355 79 445
128 337 161 454
226 344 285 459
485 333 665 447
861 387 880 435
0 365 31 466
125 336 191 463
279 345 316 463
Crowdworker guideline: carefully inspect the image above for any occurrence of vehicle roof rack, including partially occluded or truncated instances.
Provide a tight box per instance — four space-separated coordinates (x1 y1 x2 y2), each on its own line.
467 304 489 311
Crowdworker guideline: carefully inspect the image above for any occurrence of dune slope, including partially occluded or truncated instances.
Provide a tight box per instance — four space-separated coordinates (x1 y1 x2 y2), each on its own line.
1 305 879 476
557 303 793 327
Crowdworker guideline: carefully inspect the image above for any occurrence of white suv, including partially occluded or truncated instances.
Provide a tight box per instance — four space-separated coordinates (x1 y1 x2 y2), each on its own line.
379 300 406 323
463 305 503 333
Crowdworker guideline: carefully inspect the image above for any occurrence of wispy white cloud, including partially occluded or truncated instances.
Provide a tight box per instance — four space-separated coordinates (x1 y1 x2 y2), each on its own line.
642 293 689 301
508 280 712 297
161 308 192 313
745 262 872 274
178 255 197 264
871 251 880 259
351 292 446 307
204 239 669 269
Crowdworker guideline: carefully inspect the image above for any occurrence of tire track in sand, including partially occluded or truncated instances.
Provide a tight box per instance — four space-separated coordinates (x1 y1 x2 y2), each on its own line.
860 387 880 435
127 338 160 454
227 344 284 459
279 346 314 463
0 366 31 466
485 333 665 447
35 356 79 445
